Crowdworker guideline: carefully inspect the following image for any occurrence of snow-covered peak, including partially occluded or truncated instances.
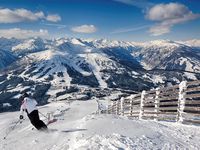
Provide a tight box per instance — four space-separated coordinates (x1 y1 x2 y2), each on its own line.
179 39 200 48
27 49 65 61
82 38 135 49
143 40 183 49
71 38 86 46
12 37 46 54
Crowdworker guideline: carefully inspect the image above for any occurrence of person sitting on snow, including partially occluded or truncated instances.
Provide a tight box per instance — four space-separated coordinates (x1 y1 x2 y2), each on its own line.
19 92 47 131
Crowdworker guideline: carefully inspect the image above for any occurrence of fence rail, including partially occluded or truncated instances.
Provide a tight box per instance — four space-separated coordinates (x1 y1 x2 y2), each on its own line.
106 80 200 125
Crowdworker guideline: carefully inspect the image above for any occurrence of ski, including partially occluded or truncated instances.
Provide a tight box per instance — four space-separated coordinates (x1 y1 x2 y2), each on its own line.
47 118 58 126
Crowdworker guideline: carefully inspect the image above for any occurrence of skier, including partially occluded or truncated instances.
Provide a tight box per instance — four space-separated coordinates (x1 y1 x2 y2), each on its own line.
19 92 48 131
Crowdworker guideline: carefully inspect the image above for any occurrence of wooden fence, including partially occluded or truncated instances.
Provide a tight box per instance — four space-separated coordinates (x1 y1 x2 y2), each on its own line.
106 80 200 125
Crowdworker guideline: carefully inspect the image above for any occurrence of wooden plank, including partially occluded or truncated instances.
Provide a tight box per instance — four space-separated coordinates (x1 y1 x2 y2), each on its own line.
142 116 157 119
184 106 200 112
124 104 140 107
185 93 200 99
143 101 178 106
127 115 139 117
159 92 179 97
144 107 155 111
159 99 178 103
124 99 140 103
186 87 200 92
145 97 156 102
157 111 177 115
143 103 155 107
158 96 178 101
183 112 200 117
159 106 177 111
131 93 141 98
184 119 200 124
140 111 177 115
143 111 158 114
159 101 178 106
187 80 200 86
185 100 200 105
126 104 140 108
124 101 140 106
158 117 176 121
159 88 179 93
124 112 139 115
132 100 141 103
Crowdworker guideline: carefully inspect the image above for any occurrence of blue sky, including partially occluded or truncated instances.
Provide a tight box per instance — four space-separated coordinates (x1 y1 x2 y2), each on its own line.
0 0 199 41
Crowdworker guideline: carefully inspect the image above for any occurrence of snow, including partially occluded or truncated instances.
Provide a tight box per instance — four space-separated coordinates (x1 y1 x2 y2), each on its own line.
179 57 194 72
151 75 165 84
82 39 135 49
0 99 200 150
179 39 200 48
86 53 108 88
178 57 200 74
2 103 12 108
131 71 139 76
184 72 197 80
7 84 30 93
178 81 187 123
71 38 85 46
11 38 46 54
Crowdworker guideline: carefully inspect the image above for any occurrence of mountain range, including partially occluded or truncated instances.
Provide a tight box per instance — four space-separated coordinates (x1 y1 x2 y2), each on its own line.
0 37 200 112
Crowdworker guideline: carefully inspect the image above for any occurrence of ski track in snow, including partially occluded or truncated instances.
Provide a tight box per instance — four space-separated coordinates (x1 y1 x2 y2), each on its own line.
0 100 200 150
87 53 107 88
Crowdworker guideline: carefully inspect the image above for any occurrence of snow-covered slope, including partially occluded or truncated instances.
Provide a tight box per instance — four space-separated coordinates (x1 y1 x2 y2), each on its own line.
0 99 200 150
132 40 200 78
179 39 200 48
0 38 200 112
11 37 148 90
12 38 47 54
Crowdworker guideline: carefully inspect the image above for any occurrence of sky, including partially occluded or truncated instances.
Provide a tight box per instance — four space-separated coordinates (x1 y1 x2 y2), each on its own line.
0 0 199 42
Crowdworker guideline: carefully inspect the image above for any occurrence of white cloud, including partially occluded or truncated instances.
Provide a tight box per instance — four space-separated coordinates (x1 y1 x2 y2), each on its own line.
149 24 171 36
46 14 61 22
71 25 97 33
0 28 49 39
0 8 61 23
42 23 66 29
146 3 200 36
113 0 153 9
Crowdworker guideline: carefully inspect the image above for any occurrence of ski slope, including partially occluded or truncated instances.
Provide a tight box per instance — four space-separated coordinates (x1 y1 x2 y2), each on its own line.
0 99 200 150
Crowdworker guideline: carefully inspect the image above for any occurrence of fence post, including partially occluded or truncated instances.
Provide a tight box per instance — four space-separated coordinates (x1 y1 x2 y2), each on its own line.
139 90 146 120
107 100 110 114
120 97 124 116
129 98 133 117
115 101 118 115
116 100 119 115
96 99 100 114
106 105 109 114
154 88 160 121
176 81 187 123
110 101 114 114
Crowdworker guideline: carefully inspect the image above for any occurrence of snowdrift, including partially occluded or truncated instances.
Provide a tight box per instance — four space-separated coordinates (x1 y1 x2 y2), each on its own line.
0 100 200 150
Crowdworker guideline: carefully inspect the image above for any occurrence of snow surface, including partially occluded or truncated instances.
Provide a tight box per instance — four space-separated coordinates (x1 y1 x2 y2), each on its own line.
0 99 200 150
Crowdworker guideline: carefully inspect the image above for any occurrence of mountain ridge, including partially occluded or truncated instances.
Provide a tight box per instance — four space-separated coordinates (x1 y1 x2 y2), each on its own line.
0 37 199 112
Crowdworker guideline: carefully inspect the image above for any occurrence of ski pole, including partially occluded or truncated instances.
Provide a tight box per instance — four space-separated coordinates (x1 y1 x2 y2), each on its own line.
38 111 48 119
3 119 21 140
